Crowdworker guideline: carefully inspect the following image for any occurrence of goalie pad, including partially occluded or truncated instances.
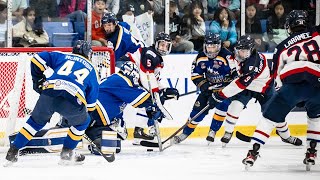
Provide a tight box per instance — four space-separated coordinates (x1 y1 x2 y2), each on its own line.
101 131 118 155
9 127 82 154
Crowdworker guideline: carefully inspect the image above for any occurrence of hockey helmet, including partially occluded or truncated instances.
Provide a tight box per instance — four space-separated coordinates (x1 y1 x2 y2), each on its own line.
72 40 92 60
101 12 118 25
119 61 140 85
285 10 307 34
203 32 221 59
234 35 255 62
155 32 172 56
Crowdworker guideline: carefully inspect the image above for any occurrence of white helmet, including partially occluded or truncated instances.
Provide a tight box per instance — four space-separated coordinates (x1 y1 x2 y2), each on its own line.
119 61 140 85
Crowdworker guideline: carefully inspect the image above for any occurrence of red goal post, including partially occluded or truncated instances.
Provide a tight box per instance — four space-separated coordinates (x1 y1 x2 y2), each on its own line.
0 47 115 146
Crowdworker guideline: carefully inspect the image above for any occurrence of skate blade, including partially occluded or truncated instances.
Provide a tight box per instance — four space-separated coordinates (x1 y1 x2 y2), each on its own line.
222 143 227 148
58 159 84 166
132 138 141 145
245 164 252 171
207 141 213 146
3 160 15 167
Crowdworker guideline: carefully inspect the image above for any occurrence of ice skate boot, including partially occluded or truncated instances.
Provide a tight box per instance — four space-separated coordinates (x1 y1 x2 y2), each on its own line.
206 129 216 145
303 140 317 171
173 133 188 144
132 127 155 145
276 131 302 146
221 131 233 147
242 143 260 170
59 147 85 165
4 145 19 167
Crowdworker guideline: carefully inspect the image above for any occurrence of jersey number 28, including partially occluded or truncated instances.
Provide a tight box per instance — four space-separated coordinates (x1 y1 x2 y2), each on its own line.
287 40 320 62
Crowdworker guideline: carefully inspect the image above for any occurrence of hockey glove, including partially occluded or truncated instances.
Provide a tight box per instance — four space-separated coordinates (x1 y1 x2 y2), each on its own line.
208 91 226 109
159 88 180 103
199 81 211 96
32 75 46 94
146 104 164 123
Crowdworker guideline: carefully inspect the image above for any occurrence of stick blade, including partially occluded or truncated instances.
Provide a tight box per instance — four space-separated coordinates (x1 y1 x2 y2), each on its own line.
235 131 252 143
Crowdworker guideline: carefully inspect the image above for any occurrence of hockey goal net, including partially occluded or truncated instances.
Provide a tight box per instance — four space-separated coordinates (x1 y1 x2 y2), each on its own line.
0 47 115 146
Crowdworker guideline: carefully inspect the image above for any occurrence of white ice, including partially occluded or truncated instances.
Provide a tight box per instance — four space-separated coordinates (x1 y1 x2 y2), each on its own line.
0 137 319 180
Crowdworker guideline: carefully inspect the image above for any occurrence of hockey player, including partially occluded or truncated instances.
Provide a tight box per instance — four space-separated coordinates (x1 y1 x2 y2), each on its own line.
101 12 143 65
173 32 236 144
215 35 302 147
242 10 320 170
128 32 180 144
5 40 99 166
85 61 163 155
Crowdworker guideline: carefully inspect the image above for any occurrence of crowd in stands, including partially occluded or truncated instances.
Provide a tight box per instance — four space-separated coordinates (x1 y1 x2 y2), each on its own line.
0 0 317 53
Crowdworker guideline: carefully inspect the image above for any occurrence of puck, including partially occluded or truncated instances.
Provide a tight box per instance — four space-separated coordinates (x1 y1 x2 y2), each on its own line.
147 149 153 152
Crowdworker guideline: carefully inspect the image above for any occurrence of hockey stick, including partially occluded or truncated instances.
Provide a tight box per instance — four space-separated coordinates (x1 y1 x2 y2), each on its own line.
146 71 163 152
83 134 115 162
140 104 210 148
235 131 251 142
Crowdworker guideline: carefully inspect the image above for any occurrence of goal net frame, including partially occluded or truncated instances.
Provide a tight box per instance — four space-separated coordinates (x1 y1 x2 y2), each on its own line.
0 47 115 146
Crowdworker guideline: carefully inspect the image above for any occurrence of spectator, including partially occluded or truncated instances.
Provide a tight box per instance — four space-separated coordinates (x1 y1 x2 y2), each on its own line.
12 0 28 22
180 0 205 51
267 1 288 51
169 0 194 53
245 4 268 52
0 2 7 47
209 7 237 50
245 0 278 19
58 0 86 18
12 7 49 47
117 0 152 19
29 0 58 22
207 0 240 20
121 4 144 43
91 0 108 46
106 0 120 15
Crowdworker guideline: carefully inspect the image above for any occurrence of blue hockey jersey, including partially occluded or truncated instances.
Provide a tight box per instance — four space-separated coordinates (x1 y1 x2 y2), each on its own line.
191 48 235 91
90 73 152 126
30 51 99 111
105 23 143 60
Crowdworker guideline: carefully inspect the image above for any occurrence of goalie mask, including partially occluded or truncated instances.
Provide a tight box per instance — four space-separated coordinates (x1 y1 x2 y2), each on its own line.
155 32 172 56
204 32 221 59
119 61 140 85
72 40 92 60
234 35 255 62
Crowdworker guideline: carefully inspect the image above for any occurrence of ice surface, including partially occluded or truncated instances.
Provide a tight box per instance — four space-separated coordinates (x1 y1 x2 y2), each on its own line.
0 137 319 180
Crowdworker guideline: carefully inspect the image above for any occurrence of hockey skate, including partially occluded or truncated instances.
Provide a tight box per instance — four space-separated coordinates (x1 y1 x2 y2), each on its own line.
132 127 155 145
221 131 233 147
59 148 85 166
206 129 216 145
303 140 317 171
242 143 260 170
276 131 302 146
4 145 19 167
173 133 188 144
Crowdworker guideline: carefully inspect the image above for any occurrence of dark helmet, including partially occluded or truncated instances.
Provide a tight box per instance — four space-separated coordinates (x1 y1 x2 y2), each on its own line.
101 12 118 25
285 10 307 34
234 35 255 62
155 32 172 56
119 61 139 85
203 32 221 59
72 40 92 59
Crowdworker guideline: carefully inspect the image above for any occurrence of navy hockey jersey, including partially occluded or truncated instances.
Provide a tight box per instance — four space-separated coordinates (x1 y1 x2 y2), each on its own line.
128 46 164 93
90 73 152 126
105 23 143 60
191 48 235 90
220 51 273 98
273 25 320 87
30 51 99 111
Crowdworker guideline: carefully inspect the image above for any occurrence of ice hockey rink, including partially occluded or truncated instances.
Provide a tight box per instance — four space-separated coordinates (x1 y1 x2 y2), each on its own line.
0 137 319 180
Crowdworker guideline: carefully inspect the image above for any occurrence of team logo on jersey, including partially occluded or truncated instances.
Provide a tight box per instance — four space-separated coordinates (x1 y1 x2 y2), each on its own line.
194 101 200 107
213 61 221 69
55 80 61 86
200 62 206 69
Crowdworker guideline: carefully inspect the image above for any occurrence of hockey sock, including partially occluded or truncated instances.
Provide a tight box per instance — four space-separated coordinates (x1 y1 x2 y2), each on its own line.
251 117 276 145
276 122 290 139
307 117 320 150
182 110 207 136
63 116 90 149
13 117 45 149
224 100 243 133
210 109 226 131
